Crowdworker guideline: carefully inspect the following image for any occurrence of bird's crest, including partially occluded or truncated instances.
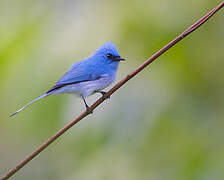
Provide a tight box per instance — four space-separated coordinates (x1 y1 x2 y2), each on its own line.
93 42 120 57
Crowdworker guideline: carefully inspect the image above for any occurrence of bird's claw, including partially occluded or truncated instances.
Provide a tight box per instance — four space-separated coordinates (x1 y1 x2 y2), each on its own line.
85 105 93 114
101 91 107 99
96 91 110 99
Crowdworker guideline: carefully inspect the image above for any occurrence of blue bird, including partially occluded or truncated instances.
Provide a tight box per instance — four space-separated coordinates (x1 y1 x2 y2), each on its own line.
10 42 125 117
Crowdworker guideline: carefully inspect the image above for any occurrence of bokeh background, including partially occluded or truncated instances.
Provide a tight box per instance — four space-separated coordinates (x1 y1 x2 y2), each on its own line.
0 0 224 179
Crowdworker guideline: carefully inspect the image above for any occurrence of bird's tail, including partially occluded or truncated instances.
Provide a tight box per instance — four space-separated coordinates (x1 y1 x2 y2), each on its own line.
9 93 49 117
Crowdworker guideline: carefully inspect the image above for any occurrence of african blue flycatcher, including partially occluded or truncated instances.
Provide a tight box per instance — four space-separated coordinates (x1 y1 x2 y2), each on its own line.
10 42 125 117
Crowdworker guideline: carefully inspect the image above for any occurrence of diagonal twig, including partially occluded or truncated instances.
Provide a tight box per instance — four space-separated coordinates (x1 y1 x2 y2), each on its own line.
1 1 224 180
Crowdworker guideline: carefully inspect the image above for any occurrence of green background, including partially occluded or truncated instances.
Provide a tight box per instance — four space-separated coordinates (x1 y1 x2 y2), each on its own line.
0 0 224 179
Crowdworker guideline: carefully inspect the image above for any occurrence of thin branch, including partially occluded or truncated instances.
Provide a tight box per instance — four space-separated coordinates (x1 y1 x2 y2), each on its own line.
1 2 223 180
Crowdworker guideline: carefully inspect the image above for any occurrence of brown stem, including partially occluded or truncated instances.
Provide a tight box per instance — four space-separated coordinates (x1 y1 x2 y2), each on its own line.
1 1 224 180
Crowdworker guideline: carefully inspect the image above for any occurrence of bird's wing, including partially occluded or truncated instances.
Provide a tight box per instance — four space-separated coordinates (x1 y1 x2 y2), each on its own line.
46 63 100 93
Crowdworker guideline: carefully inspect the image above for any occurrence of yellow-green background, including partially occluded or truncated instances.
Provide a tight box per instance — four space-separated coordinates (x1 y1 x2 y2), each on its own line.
0 0 224 179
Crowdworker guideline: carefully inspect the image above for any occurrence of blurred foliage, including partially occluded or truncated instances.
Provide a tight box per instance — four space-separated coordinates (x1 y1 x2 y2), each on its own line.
0 0 224 180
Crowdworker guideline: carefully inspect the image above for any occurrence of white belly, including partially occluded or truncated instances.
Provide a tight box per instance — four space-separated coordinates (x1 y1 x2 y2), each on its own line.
52 74 114 97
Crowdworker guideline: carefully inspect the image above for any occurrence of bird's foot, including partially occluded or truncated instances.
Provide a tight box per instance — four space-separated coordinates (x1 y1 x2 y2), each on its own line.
82 97 93 114
95 91 110 100
85 105 93 114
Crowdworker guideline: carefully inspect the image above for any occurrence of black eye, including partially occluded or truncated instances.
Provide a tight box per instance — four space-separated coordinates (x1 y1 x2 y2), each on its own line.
106 54 113 59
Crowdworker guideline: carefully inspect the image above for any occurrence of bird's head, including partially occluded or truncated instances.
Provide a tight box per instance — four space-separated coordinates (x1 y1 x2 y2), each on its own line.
93 42 125 64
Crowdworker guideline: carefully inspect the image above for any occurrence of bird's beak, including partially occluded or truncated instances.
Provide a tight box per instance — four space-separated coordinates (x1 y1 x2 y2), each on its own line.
115 56 125 61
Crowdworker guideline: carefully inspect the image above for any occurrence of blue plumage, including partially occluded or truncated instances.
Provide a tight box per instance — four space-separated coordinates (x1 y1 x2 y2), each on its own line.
10 42 125 117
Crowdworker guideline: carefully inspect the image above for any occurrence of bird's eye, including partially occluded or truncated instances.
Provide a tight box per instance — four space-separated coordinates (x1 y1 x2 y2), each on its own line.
106 54 113 59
